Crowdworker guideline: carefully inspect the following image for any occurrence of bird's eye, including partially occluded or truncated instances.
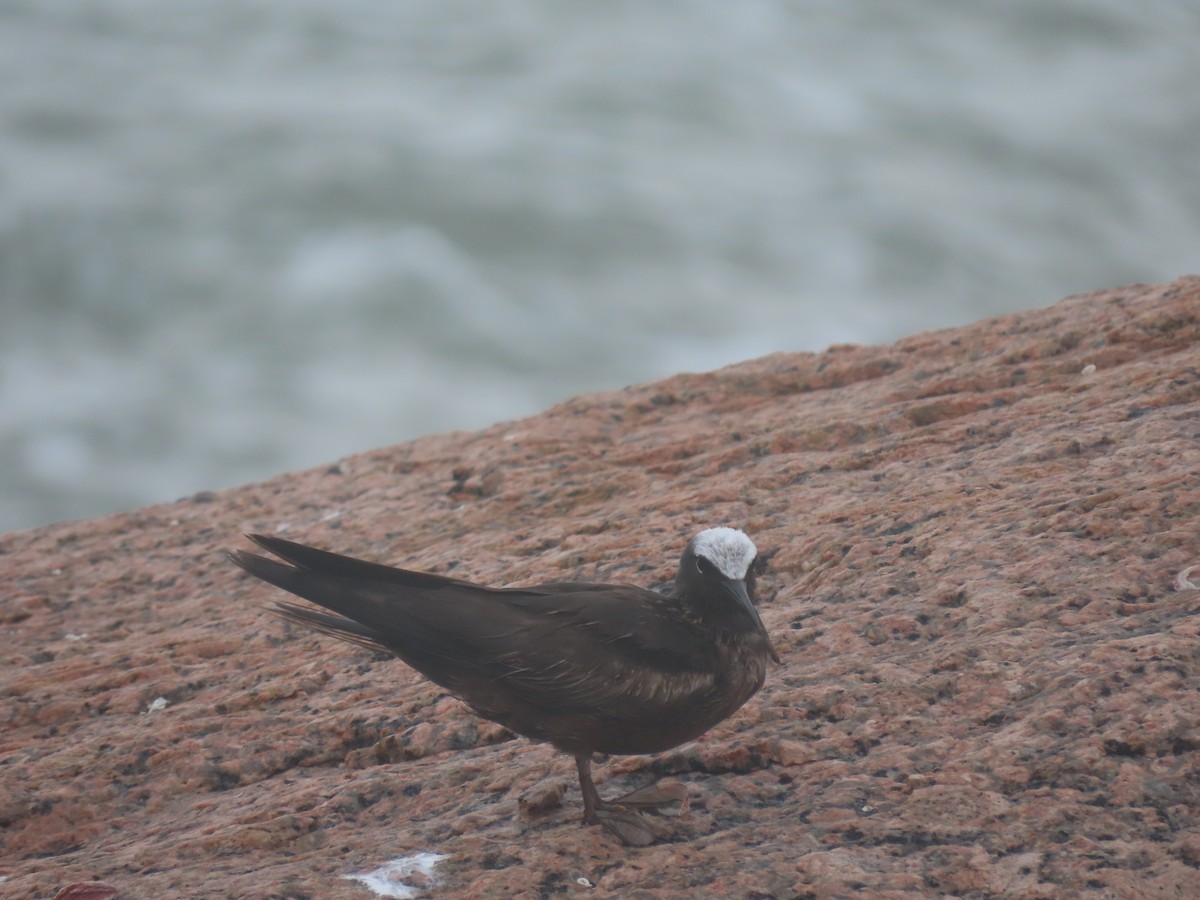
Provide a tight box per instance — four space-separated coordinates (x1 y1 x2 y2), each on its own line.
696 556 713 575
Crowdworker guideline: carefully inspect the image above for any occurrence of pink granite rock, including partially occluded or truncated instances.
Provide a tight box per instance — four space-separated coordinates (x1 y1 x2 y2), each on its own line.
2 277 1199 898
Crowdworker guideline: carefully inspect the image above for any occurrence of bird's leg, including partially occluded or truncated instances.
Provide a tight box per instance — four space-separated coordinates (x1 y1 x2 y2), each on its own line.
576 751 650 845
575 752 602 825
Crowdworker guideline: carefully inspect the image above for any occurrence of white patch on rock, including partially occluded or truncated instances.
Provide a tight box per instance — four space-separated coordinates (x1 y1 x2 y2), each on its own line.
1174 565 1199 591
692 527 757 580
343 853 447 899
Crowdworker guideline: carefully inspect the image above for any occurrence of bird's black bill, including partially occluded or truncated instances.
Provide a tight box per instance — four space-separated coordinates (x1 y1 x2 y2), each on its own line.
719 578 778 662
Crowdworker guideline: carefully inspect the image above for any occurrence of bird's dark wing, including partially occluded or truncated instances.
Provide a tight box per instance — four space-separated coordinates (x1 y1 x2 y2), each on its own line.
230 536 716 716
468 582 729 728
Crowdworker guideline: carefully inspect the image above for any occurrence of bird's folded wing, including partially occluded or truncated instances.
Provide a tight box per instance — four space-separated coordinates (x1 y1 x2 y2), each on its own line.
452 583 719 713
231 539 716 714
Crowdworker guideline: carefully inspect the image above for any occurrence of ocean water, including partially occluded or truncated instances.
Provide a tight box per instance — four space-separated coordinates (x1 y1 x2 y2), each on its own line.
2 1 1198 532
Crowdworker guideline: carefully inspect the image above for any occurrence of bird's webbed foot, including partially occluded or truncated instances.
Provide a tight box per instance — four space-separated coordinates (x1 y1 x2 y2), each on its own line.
589 781 689 846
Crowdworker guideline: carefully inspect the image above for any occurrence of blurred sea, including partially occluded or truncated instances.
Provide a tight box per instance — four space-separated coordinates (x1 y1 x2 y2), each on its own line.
2 1 1198 532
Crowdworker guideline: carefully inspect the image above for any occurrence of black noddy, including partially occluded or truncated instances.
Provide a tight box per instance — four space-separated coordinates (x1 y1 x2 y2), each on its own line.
229 526 778 842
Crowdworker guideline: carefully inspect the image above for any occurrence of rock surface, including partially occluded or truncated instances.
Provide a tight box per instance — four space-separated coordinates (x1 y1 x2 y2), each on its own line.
3 277 1199 899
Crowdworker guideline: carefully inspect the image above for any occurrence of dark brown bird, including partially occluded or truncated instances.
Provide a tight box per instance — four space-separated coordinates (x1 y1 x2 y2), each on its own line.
229 526 777 841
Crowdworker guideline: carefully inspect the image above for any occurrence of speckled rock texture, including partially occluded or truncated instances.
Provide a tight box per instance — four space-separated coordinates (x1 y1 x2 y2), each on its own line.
3 278 1199 899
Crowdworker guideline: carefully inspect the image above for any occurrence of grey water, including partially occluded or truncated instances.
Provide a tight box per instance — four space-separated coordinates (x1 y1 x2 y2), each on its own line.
2 1 1198 533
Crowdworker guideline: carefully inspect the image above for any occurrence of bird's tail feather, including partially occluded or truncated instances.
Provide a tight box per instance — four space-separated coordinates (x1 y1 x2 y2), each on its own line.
272 600 395 656
239 534 456 590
